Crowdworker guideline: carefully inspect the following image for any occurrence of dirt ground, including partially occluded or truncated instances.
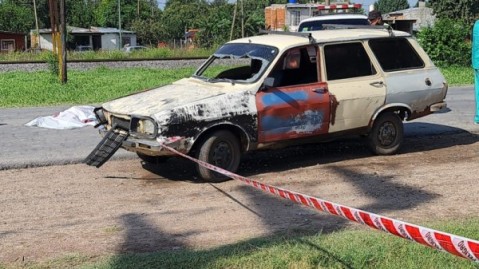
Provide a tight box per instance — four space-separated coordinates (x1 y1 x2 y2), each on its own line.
1 131 479 265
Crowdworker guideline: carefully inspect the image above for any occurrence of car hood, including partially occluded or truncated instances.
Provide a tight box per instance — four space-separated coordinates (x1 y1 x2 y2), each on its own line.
103 78 229 116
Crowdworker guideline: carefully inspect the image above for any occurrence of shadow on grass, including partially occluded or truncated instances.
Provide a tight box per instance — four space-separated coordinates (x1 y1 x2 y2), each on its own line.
107 217 479 269
111 212 355 269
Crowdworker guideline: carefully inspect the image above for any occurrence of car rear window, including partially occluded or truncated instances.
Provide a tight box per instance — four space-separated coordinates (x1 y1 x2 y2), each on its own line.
324 42 376 81
299 18 369 32
369 38 424 72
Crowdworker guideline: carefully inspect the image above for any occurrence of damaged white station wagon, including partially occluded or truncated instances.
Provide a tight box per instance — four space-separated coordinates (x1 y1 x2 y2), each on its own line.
85 27 447 181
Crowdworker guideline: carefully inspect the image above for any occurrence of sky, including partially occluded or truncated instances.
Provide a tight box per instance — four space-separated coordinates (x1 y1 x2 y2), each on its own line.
158 0 419 10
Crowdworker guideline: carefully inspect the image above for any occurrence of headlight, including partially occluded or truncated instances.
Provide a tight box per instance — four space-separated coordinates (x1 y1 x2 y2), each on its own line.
93 107 107 125
130 115 158 139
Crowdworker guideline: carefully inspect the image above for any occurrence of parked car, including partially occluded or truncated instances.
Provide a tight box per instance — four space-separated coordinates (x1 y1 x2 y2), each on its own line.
85 27 448 182
298 14 369 32
123 45 147 52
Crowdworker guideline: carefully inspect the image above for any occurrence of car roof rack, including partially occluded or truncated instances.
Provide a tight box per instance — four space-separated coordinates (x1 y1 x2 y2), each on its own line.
321 24 396 37
259 29 316 43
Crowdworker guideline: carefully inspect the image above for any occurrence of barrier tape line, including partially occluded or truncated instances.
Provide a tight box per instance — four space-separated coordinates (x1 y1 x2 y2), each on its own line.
159 144 479 263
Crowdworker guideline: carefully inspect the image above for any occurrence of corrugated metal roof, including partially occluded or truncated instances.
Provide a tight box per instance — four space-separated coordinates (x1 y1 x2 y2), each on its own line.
34 26 134 34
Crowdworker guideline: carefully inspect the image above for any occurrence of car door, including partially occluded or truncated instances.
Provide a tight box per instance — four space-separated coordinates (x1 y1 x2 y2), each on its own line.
368 37 447 115
256 46 331 143
322 41 386 133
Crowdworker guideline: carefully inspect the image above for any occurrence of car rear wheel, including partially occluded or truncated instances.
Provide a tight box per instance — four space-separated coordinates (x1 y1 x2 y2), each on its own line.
368 112 403 155
195 130 241 182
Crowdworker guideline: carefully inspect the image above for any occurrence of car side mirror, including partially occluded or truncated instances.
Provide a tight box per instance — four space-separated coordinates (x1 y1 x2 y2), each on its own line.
262 77 275 90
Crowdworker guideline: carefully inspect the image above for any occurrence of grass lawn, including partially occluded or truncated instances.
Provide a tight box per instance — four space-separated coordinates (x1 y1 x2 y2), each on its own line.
3 218 478 269
0 66 474 108
0 67 196 108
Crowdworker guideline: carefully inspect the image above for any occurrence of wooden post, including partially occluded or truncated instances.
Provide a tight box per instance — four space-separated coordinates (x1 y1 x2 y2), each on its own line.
230 1 237 41
59 0 67 83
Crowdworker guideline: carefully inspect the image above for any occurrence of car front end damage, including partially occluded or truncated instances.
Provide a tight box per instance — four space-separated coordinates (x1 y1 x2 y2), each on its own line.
84 107 192 168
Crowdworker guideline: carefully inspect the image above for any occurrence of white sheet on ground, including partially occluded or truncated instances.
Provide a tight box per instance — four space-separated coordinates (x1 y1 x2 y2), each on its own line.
25 105 98 129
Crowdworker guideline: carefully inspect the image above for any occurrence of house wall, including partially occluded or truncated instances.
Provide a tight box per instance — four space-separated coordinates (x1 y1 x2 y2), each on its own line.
0 33 26 52
101 33 137 50
265 6 286 31
102 33 119 50
38 33 54 51
286 7 317 32
34 31 137 51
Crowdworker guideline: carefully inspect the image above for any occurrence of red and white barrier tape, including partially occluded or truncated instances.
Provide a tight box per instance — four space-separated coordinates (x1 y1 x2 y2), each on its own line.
160 144 479 263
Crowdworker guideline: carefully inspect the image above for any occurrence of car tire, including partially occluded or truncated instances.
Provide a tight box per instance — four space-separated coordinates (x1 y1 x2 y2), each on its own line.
137 153 169 164
368 112 403 155
195 130 241 182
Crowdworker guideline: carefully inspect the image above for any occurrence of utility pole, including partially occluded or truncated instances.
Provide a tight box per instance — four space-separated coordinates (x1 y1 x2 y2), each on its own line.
59 0 67 83
137 0 140 17
230 1 237 41
48 0 67 83
33 0 41 50
241 0 244 38
118 0 122 49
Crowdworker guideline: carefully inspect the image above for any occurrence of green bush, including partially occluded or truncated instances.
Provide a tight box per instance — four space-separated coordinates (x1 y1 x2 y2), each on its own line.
417 18 472 67
42 52 59 75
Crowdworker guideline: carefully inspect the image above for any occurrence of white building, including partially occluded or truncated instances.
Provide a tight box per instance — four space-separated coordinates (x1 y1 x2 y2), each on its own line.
32 26 137 51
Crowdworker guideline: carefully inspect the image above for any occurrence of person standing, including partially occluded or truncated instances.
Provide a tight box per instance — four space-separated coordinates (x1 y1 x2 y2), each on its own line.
473 20 479 124
368 10 383 26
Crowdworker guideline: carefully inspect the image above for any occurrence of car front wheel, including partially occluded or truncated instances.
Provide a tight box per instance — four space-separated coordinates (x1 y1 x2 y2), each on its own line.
195 130 241 182
368 112 403 155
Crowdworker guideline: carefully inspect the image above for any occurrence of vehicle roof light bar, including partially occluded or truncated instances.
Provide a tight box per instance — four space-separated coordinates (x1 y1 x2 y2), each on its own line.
318 4 362 10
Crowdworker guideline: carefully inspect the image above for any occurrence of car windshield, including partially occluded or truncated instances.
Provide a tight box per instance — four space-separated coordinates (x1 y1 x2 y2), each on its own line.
193 43 278 84
299 18 369 32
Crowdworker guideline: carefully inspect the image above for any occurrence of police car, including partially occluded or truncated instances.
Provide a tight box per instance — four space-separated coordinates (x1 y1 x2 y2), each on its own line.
298 14 369 32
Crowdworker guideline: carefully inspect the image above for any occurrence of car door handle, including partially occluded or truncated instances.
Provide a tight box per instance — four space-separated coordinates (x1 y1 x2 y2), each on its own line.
370 81 384 87
313 87 328 94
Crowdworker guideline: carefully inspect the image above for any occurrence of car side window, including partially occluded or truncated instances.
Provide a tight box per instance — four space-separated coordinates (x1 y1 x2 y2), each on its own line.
267 45 318 87
369 38 424 72
324 42 376 81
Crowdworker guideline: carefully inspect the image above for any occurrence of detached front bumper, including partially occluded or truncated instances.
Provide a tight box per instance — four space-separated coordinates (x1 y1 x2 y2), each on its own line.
84 127 129 168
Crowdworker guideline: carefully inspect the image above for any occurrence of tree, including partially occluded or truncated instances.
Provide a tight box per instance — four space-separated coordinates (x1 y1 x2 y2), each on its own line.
0 1 33 33
428 0 479 25
95 0 159 29
417 18 471 66
67 0 97 28
374 0 409 14
130 18 165 45
196 0 233 47
161 0 209 40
